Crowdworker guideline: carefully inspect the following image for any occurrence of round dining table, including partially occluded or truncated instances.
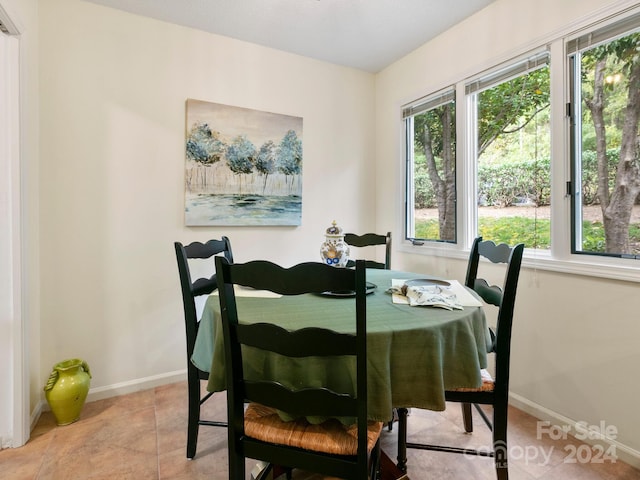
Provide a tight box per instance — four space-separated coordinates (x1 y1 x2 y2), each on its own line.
191 268 490 423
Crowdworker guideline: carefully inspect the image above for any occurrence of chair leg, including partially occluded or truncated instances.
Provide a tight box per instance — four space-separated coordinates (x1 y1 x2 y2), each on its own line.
227 434 245 480
186 368 201 459
369 440 382 480
493 402 509 480
461 402 473 433
387 408 397 431
396 407 409 473
495 440 509 480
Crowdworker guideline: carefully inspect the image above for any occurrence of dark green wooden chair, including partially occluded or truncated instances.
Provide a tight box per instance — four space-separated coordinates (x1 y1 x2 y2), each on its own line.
397 237 524 480
216 258 381 480
174 238 233 459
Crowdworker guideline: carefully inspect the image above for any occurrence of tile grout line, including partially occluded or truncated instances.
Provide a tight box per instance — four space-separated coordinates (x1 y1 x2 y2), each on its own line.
154 386 162 480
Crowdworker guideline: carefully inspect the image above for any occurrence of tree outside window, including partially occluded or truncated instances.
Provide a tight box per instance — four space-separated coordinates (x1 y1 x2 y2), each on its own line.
404 91 456 243
472 60 551 249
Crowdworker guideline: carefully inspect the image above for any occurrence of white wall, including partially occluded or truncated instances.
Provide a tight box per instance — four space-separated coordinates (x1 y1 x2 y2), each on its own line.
375 0 640 463
38 0 375 396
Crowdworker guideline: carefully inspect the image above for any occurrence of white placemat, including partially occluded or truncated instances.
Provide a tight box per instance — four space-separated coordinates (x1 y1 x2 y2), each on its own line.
211 286 282 298
391 279 482 307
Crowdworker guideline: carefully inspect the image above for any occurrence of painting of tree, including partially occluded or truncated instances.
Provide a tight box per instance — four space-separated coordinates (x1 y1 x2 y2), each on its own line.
184 100 303 226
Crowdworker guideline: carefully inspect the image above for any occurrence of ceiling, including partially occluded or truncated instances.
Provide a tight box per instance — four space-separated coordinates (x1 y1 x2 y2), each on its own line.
84 0 497 73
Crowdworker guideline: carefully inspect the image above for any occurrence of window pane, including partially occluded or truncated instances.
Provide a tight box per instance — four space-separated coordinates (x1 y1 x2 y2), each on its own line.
475 64 551 249
572 29 640 257
405 97 456 242
573 28 640 256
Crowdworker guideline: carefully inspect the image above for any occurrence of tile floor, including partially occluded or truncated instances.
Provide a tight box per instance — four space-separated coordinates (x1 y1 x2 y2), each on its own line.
1 381 639 479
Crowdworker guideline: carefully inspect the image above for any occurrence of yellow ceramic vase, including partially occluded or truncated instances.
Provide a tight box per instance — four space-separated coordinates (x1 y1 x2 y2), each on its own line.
44 359 92 425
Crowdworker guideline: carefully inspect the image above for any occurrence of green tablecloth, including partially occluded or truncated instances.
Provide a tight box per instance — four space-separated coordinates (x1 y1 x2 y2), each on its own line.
191 269 489 422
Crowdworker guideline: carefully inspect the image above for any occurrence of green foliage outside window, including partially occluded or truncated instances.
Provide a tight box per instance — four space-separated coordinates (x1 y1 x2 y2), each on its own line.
414 156 551 209
416 216 640 253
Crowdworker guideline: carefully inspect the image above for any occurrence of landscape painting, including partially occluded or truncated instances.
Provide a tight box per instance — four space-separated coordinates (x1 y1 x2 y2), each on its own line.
184 99 303 226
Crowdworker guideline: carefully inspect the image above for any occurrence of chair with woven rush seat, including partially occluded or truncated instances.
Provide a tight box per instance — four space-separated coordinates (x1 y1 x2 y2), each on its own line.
344 232 391 270
215 258 382 480
174 238 233 459
396 237 524 480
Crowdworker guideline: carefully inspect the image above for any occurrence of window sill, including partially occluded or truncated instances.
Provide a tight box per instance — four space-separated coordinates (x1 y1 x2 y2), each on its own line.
399 242 640 283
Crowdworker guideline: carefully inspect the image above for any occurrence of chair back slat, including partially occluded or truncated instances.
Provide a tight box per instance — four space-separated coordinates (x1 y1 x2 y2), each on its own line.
473 278 503 307
237 323 357 357
183 238 234 259
224 260 357 294
190 277 216 296
344 232 387 248
244 381 357 418
477 240 514 264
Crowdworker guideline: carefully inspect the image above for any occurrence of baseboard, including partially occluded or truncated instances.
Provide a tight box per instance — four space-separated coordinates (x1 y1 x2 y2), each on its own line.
30 401 43 434
35 369 187 417
509 392 640 470
1 432 12 449
84 369 186 402
2 403 45 448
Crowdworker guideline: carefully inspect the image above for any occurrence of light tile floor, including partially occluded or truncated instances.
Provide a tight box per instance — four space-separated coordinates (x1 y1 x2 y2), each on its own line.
1 381 639 479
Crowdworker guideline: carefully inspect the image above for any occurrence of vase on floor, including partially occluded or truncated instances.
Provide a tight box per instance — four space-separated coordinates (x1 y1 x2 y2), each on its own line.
44 358 92 425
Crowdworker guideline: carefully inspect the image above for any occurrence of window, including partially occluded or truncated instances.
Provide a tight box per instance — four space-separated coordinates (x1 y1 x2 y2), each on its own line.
404 89 456 243
466 51 551 250
568 12 640 258
402 6 640 275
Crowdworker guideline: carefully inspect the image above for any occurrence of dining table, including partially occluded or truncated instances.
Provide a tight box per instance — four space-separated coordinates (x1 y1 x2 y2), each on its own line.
190 268 491 424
